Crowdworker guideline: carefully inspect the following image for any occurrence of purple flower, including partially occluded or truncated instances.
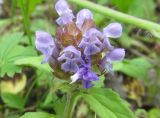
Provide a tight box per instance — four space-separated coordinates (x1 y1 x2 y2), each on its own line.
105 48 125 62
58 46 82 73
56 13 75 26
70 62 99 88
101 23 122 50
100 48 125 73
35 0 125 89
102 37 114 50
78 23 122 55
76 9 93 30
35 31 56 63
79 28 103 55
103 23 122 38
55 0 74 26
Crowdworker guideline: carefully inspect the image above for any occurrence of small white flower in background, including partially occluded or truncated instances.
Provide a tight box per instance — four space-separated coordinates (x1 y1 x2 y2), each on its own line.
0 0 3 4
0 0 3 15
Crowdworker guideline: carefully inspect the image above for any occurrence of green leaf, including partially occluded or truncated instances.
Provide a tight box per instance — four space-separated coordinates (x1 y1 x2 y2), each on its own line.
148 108 160 118
1 93 25 109
113 58 153 80
128 0 156 19
20 112 56 118
0 64 21 77
42 91 56 107
28 0 43 15
15 56 52 72
83 88 135 118
36 69 53 86
111 0 134 12
93 75 105 88
5 114 20 118
17 0 43 15
135 109 148 118
83 94 116 118
111 0 156 20
53 97 66 118
0 19 10 28
0 33 23 58
0 33 37 77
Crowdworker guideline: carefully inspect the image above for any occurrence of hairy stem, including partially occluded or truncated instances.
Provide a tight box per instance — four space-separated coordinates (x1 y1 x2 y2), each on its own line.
64 93 72 118
64 92 81 118
68 0 160 32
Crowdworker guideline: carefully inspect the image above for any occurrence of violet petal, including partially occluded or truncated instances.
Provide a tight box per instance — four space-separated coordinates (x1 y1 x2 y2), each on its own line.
35 31 55 63
106 48 125 62
76 9 93 29
61 61 79 73
103 23 122 38
102 37 114 50
84 44 101 55
105 62 113 74
56 12 74 26
55 0 71 16
83 71 99 81
83 81 93 89
62 45 81 56
79 28 103 55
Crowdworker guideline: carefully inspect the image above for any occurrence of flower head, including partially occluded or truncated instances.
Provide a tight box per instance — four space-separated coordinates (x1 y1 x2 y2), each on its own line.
35 0 125 88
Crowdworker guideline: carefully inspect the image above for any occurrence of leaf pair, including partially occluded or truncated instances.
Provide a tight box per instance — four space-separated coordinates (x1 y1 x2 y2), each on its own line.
19 88 135 118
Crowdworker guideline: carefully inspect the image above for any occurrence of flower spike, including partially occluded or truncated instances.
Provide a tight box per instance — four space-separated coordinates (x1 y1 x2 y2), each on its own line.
35 0 125 88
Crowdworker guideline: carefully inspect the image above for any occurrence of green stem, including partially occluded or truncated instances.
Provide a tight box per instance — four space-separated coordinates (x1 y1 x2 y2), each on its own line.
24 78 37 106
68 0 160 32
11 0 16 17
19 0 32 45
64 93 72 118
64 92 81 118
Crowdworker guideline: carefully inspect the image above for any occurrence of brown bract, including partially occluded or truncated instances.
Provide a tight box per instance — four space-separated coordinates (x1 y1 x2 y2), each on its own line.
81 19 96 34
49 56 71 80
56 22 82 47
53 65 71 80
